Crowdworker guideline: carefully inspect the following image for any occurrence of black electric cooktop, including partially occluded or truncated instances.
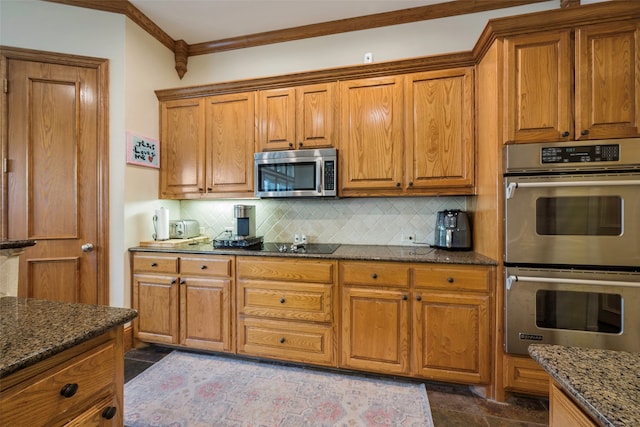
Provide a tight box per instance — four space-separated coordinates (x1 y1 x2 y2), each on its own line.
258 242 341 254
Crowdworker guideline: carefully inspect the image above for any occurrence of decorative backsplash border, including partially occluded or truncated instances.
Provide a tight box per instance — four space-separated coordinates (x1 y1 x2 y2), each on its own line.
181 197 467 246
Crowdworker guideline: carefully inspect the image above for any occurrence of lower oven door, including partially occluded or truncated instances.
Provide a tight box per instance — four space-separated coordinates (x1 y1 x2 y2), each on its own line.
504 172 640 267
505 267 640 355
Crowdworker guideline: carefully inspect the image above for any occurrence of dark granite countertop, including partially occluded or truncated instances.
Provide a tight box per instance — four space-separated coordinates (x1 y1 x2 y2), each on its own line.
529 344 640 427
0 297 137 378
0 239 36 250
129 242 497 266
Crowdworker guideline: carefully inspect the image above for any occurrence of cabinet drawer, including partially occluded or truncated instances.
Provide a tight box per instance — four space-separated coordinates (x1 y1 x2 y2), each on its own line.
414 265 491 292
0 342 116 426
132 254 179 274
181 256 233 277
340 261 410 288
239 281 332 322
504 355 550 396
238 317 334 366
237 257 335 283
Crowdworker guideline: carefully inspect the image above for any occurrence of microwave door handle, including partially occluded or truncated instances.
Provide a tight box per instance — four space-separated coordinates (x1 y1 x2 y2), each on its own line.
318 161 323 194
507 275 640 289
507 180 639 199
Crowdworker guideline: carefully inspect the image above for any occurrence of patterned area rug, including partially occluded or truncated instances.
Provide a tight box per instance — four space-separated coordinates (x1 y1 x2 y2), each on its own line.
125 351 433 427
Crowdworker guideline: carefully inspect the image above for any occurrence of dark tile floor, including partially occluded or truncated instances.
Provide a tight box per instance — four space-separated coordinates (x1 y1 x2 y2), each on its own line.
124 346 549 426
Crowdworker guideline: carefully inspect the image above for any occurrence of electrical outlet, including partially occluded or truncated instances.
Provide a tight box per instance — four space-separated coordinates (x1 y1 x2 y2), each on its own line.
401 232 417 243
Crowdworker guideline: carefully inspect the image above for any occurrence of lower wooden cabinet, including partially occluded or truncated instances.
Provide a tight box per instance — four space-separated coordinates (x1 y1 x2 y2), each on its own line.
236 257 337 366
550 381 597 427
340 261 493 383
132 253 234 352
0 328 124 427
504 354 550 396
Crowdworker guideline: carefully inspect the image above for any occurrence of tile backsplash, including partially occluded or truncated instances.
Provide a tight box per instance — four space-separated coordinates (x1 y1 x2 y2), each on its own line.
181 197 467 246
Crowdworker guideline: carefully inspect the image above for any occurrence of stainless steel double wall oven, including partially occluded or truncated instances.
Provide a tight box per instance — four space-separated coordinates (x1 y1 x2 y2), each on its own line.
503 138 640 355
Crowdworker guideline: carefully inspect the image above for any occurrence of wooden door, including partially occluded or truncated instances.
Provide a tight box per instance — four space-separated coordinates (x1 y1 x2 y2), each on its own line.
205 92 255 196
406 68 475 192
575 21 640 139
339 76 404 194
180 276 232 351
296 83 336 149
4 53 108 304
159 98 205 199
258 87 296 151
412 292 490 383
504 31 573 143
132 274 179 344
340 286 409 374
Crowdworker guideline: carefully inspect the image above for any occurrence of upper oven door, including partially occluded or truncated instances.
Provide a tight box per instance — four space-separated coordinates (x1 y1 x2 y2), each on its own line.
504 172 640 267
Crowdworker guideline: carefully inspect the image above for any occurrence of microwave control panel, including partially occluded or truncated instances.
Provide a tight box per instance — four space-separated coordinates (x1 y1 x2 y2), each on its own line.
541 144 620 164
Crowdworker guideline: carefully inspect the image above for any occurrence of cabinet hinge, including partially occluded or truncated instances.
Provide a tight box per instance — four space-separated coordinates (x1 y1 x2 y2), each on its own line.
3 79 7 94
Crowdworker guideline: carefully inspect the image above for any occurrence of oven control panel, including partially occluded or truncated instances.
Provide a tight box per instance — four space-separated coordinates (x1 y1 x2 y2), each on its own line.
541 144 619 164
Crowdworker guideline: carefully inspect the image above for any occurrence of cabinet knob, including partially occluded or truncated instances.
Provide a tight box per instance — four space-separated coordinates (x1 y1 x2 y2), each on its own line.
198 188 204 192
151 262 158 267
299 142 304 148
279 337 286 344
396 182 401 187
416 295 422 301
402 294 408 300
171 278 177 284
581 129 590 136
288 142 294 148
372 273 378 279
101 406 117 420
60 383 79 398
447 277 454 283
207 187 213 192
179 279 186 285
280 298 286 304
408 182 414 187
561 131 570 137
200 265 207 270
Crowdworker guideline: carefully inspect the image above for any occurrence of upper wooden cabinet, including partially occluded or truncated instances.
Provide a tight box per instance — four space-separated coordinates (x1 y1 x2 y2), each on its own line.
339 76 405 194
159 92 256 199
160 98 205 198
504 21 640 144
258 83 336 151
204 92 256 196
406 67 475 192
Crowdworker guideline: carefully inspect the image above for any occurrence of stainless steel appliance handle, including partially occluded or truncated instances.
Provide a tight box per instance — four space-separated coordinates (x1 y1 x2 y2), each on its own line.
506 180 639 199
506 274 640 290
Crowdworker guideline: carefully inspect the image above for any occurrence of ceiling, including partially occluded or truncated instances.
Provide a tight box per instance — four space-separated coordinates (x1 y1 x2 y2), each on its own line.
127 0 451 45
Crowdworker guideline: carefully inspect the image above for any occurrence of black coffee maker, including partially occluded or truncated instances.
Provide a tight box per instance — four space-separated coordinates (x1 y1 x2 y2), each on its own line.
433 209 472 250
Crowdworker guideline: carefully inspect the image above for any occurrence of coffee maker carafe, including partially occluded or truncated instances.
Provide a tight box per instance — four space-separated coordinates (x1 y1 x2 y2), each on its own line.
233 204 256 238
433 209 472 250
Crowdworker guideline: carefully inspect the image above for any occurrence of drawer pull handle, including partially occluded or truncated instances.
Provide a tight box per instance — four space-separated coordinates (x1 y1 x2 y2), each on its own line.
200 265 207 270
280 298 286 304
151 262 158 267
279 337 286 344
447 277 454 283
416 295 422 301
102 406 117 420
60 383 79 398
372 273 378 279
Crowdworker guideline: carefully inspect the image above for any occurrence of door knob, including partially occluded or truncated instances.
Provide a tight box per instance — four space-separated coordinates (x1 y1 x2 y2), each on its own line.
81 243 94 252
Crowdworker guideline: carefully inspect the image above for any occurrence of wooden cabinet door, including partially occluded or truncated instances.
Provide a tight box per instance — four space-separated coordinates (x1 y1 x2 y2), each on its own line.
180 276 232 352
205 92 256 196
550 382 597 427
258 87 296 150
339 76 404 193
160 98 205 198
575 21 640 139
406 68 474 191
296 83 336 149
412 292 490 383
504 31 573 143
341 286 409 374
132 274 179 344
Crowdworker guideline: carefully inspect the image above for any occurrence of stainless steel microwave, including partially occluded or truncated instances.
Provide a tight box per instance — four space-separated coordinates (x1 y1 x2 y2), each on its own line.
254 148 337 198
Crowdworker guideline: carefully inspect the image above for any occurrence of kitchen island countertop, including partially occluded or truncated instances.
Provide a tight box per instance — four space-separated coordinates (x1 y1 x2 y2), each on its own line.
529 344 640 427
0 297 137 378
129 242 497 266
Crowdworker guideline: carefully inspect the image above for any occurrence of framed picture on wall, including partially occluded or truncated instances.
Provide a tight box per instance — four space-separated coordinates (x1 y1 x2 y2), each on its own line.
126 131 160 168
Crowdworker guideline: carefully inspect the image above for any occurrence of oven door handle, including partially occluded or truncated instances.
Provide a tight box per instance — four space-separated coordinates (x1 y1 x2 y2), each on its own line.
505 180 639 199
506 274 640 290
